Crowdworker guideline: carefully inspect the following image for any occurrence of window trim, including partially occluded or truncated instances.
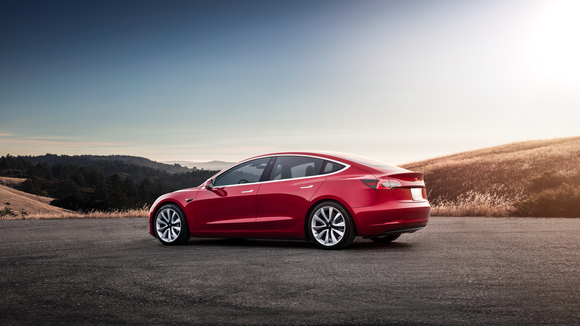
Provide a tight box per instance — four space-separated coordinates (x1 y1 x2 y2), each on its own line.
206 154 351 188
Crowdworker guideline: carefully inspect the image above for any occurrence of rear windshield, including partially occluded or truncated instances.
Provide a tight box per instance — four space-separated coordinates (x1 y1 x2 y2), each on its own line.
331 153 396 168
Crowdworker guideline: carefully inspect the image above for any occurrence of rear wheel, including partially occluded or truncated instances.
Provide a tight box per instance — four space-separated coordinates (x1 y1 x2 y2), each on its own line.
370 234 400 243
308 202 356 250
154 204 190 246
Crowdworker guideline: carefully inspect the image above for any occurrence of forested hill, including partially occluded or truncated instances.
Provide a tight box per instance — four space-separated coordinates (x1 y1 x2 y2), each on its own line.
1 154 218 186
0 154 217 211
21 154 193 174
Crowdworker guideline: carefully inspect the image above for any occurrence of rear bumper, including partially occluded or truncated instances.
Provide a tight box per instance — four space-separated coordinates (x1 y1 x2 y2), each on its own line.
352 201 430 237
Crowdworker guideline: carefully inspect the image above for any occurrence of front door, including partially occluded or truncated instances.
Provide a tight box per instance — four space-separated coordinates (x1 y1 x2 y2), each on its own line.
196 184 261 230
195 157 270 231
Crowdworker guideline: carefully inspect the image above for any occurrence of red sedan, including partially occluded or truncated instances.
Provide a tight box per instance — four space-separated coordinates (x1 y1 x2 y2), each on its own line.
149 152 430 249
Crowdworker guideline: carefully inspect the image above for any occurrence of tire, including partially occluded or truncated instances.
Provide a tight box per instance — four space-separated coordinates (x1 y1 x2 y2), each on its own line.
308 202 356 250
154 203 190 246
370 234 400 243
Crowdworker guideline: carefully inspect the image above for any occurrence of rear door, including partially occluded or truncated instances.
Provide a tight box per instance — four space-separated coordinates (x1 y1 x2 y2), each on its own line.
256 156 326 230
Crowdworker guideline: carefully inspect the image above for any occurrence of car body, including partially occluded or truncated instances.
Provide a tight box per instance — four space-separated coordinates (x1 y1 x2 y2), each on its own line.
149 151 430 249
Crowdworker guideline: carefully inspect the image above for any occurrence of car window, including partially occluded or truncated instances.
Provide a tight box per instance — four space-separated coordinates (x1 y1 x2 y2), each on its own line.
214 158 270 187
269 156 323 180
321 161 345 174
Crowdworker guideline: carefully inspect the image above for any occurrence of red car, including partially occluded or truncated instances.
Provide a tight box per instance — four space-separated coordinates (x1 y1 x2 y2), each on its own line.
149 152 430 249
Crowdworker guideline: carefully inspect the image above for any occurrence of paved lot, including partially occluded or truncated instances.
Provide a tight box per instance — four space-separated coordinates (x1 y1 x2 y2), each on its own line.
1 217 579 325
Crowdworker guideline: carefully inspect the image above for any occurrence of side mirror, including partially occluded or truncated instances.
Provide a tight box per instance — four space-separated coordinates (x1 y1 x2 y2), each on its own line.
205 179 215 189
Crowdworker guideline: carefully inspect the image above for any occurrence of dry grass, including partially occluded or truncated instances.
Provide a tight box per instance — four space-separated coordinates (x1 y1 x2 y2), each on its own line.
402 136 580 217
429 191 517 217
0 207 149 220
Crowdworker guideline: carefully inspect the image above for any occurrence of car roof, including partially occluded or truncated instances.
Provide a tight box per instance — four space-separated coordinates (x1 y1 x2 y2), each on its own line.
246 151 411 176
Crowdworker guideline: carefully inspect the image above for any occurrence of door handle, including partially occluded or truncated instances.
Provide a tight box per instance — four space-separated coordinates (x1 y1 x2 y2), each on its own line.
300 185 313 189
241 190 254 193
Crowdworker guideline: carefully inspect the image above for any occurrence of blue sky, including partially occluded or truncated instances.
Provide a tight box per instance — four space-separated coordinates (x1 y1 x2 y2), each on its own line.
1 0 579 164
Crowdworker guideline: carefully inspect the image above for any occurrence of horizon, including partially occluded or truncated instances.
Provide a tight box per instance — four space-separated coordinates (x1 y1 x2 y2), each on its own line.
1 0 579 165
3 134 579 166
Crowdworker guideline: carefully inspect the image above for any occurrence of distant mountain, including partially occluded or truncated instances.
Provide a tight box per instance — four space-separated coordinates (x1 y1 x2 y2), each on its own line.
162 160 234 171
22 154 192 174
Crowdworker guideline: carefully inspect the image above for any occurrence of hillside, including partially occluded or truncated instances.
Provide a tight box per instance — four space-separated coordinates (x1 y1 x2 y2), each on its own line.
0 155 218 212
22 154 193 174
0 177 149 219
0 177 72 217
401 136 580 206
161 160 234 171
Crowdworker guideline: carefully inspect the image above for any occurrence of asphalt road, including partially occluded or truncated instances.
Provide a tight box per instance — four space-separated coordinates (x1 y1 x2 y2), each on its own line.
1 217 579 325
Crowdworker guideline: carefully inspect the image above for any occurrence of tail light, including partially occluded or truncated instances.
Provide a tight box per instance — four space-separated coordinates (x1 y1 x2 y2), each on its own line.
361 179 402 190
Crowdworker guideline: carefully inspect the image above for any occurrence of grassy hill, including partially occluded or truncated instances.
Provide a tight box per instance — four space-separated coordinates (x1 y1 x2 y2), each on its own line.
401 136 580 216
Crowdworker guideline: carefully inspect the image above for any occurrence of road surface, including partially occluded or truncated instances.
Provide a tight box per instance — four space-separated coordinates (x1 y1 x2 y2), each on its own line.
1 217 579 325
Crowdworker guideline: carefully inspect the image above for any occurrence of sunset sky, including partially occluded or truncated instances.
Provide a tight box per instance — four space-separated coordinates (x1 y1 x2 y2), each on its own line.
1 0 579 165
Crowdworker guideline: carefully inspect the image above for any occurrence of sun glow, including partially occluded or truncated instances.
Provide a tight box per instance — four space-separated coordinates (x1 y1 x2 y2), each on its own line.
530 0 580 87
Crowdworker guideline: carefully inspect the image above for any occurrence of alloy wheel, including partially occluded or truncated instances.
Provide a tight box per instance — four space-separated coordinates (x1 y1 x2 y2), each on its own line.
156 207 182 242
311 205 346 246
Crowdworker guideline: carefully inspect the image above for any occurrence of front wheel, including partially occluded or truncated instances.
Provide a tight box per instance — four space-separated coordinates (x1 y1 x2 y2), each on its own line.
308 202 356 250
154 204 190 246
